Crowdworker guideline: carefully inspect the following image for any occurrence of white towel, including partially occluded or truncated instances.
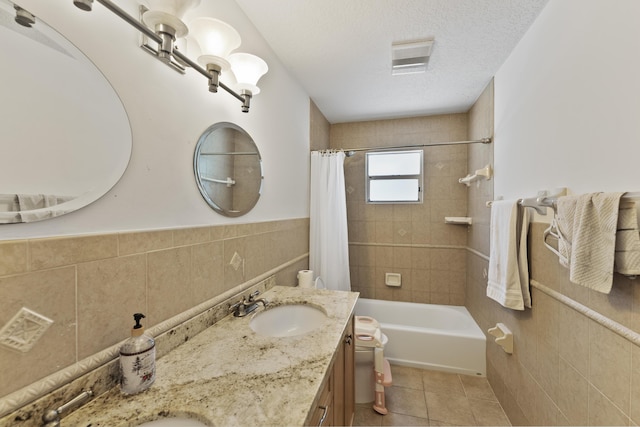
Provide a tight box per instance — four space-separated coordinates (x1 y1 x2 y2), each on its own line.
487 200 531 310
614 201 640 275
555 192 624 294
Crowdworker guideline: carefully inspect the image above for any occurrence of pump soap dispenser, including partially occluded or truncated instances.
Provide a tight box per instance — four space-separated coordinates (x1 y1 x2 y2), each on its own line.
119 313 156 395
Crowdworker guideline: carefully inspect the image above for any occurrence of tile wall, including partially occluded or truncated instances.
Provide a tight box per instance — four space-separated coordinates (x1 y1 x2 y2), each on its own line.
465 81 640 425
0 219 309 404
330 114 470 304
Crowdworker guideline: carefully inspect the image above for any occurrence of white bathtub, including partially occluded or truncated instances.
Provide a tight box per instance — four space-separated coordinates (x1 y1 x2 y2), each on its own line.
355 298 486 376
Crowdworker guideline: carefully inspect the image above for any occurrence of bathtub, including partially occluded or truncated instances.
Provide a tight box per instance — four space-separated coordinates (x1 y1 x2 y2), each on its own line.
355 298 486 376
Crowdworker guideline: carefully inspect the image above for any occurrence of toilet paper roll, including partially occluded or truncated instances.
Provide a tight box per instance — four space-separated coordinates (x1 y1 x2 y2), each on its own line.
297 270 314 288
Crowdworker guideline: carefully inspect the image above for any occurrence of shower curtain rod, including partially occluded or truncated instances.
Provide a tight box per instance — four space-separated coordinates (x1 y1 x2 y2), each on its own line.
342 137 492 156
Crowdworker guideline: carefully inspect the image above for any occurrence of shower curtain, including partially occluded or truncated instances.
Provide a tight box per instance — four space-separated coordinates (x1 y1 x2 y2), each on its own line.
309 150 351 291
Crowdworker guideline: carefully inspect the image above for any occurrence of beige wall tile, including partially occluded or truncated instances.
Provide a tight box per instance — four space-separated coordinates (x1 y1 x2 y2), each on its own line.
173 226 211 246
558 357 588 425
537 337 559 402
30 234 118 270
0 267 76 396
0 240 28 276
336 114 470 305
310 100 330 151
0 219 309 406
477 210 640 426
191 241 224 302
631 345 640 425
147 246 193 322
559 303 590 376
118 229 173 256
223 237 246 291
77 255 147 358
589 320 632 414
588 385 631 426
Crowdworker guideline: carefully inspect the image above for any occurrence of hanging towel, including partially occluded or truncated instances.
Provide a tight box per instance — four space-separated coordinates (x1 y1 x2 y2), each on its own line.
555 192 624 294
614 201 640 275
487 200 531 310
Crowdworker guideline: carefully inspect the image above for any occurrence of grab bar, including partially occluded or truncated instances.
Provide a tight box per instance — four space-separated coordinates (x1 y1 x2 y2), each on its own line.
200 176 236 187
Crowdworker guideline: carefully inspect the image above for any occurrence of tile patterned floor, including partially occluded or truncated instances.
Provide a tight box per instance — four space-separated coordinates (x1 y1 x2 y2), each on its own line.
354 365 511 426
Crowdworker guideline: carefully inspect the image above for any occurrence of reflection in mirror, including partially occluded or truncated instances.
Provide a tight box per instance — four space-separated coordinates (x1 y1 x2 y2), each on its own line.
0 0 132 223
194 123 263 217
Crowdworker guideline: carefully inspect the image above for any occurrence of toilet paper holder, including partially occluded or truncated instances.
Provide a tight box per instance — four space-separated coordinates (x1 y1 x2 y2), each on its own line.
488 323 513 354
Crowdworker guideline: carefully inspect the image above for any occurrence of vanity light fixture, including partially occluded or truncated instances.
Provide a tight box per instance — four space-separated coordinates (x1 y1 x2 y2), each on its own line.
72 0 268 113
14 5 36 27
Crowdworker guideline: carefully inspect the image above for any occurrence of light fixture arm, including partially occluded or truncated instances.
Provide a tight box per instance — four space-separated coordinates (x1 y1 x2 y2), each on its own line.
73 0 253 112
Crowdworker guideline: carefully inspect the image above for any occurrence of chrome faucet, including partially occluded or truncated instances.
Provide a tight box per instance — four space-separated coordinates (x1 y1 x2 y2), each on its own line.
229 290 269 317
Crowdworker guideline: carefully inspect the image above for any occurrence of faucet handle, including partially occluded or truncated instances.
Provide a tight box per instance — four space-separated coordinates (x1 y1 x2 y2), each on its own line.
247 290 260 302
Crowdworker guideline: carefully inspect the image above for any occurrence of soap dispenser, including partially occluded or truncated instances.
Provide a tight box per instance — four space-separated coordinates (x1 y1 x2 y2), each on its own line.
119 313 156 395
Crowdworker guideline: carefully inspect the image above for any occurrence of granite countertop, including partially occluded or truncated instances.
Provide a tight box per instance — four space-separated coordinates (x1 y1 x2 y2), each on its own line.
62 286 358 427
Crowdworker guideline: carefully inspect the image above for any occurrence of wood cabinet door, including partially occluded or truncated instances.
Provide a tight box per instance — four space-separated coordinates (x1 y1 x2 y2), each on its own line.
343 315 355 426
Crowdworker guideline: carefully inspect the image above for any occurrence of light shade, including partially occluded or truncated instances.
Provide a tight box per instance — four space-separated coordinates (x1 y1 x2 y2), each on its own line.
190 17 241 71
142 0 200 38
228 53 268 95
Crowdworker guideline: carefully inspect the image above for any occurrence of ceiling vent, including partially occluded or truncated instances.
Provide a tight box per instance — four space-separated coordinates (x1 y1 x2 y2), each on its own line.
391 39 434 75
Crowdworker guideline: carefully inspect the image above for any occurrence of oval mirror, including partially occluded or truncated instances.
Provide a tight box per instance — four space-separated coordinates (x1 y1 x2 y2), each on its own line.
0 0 132 224
194 122 263 217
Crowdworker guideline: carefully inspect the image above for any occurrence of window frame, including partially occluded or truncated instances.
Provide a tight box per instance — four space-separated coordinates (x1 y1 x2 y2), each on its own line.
365 149 424 204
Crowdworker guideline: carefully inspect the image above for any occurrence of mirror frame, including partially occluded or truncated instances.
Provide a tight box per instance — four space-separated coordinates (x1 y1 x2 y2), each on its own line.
193 122 263 217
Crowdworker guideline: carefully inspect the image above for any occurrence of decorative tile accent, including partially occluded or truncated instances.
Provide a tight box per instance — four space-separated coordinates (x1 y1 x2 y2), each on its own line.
0 307 53 353
230 251 243 271
347 186 355 194
397 228 407 236
435 162 445 170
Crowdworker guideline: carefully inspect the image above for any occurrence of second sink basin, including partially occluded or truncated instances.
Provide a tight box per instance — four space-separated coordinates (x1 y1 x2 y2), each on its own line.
250 304 327 337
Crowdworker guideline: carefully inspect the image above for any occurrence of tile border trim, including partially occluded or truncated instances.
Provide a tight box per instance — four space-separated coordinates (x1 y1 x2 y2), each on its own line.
531 279 640 347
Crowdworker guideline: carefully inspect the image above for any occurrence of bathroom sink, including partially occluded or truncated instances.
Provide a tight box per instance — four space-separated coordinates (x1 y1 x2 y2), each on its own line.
136 417 209 427
250 304 327 337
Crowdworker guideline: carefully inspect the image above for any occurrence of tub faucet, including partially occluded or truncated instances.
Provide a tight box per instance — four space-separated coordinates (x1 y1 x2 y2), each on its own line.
229 290 269 317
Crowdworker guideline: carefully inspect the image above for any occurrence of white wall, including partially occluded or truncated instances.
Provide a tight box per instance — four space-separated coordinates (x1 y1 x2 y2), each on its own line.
1 0 310 240
494 0 640 201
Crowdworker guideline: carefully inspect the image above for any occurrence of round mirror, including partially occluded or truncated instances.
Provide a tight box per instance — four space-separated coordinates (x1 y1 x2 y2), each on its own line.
0 0 132 224
194 122 263 217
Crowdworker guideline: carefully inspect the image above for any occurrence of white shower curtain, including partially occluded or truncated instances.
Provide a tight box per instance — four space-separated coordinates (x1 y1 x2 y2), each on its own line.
309 150 351 291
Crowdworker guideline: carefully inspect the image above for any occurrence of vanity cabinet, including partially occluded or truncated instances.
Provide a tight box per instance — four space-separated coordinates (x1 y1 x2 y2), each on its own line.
308 314 355 426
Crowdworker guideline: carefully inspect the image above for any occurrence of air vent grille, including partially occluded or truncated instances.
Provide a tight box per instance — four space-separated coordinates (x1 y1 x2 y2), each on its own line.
392 39 434 75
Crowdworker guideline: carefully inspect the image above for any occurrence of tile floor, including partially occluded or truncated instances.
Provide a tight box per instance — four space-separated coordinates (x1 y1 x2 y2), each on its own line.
353 365 511 426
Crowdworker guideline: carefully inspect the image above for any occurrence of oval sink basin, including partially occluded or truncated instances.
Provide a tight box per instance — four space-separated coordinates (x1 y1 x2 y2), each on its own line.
250 304 327 337
137 418 209 427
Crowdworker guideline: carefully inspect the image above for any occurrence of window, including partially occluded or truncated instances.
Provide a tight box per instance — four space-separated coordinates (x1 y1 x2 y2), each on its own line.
365 150 423 203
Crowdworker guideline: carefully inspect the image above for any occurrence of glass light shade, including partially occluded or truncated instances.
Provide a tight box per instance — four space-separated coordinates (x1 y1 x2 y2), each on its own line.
142 0 200 38
144 0 200 17
189 17 241 71
228 53 268 95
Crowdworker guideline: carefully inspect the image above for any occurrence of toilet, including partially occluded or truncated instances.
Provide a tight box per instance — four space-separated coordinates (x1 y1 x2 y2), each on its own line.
354 316 392 414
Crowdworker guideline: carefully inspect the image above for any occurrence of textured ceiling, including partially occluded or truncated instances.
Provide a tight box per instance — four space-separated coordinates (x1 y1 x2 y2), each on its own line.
234 0 549 123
